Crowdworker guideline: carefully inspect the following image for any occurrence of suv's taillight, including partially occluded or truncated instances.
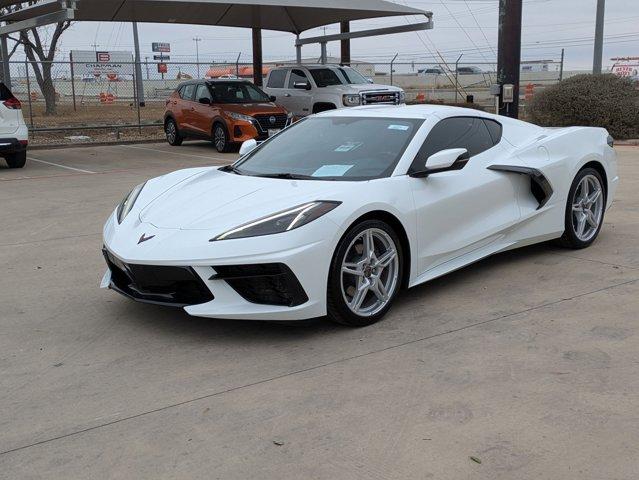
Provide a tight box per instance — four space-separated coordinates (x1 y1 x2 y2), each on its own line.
3 97 21 109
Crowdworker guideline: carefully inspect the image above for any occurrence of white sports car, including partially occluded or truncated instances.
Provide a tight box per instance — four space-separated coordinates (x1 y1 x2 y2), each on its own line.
102 105 618 326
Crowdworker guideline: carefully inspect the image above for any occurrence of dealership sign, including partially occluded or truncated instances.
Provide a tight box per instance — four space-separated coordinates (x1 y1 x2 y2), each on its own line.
71 50 134 78
152 42 171 53
611 57 639 79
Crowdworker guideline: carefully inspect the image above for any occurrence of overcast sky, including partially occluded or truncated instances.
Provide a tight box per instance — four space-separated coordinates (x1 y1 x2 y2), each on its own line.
31 0 639 70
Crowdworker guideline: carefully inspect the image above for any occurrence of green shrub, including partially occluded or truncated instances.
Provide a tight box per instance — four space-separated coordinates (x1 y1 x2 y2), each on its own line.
529 74 639 139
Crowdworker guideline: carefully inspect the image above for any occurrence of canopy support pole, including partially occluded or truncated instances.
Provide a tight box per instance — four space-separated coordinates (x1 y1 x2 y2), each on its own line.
252 27 263 86
295 35 302 64
320 42 327 64
132 22 145 106
340 21 350 65
0 35 11 89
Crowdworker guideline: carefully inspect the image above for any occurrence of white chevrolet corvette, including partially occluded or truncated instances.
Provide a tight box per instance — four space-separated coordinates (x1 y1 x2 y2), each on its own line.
102 105 618 326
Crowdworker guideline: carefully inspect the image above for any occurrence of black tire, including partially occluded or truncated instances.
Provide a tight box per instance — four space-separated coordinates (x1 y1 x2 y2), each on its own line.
327 219 404 327
165 118 183 146
5 151 26 169
213 123 233 153
556 167 606 249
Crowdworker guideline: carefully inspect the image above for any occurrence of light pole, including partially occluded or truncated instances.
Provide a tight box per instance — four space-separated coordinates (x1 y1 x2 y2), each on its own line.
593 0 606 74
193 37 202 78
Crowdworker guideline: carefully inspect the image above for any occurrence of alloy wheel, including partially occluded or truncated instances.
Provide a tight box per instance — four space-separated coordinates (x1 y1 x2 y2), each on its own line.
340 228 400 317
166 121 177 143
571 174 604 242
214 126 226 151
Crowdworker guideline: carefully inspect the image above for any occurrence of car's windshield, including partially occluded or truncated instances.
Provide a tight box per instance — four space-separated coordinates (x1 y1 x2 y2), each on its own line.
234 117 423 181
309 67 369 87
209 82 271 103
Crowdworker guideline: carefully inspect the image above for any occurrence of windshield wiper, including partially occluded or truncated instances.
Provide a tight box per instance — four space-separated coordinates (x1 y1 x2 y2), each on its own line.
219 165 244 175
255 172 315 180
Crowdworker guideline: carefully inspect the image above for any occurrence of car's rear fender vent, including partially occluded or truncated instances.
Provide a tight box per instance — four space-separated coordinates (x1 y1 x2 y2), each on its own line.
487 164 554 210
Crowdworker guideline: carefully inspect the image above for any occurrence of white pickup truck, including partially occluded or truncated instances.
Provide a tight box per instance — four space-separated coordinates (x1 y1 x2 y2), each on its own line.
263 64 405 117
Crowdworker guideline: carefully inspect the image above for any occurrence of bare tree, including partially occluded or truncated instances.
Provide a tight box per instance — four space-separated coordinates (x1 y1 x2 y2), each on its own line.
2 2 71 115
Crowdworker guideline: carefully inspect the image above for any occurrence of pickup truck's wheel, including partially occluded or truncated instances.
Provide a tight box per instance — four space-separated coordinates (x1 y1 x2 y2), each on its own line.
165 118 183 146
5 151 26 168
213 123 232 153
557 167 606 249
327 220 403 327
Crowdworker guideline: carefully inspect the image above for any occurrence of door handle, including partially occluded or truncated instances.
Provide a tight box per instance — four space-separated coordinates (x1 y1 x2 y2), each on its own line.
284 93 291 97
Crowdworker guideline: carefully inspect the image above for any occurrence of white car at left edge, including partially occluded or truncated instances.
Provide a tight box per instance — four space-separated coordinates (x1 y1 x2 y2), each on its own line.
101 104 618 327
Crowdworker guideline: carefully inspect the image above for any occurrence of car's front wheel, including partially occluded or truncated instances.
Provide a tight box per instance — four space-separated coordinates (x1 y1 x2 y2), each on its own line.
327 220 403 327
213 123 232 153
558 167 606 249
165 118 183 146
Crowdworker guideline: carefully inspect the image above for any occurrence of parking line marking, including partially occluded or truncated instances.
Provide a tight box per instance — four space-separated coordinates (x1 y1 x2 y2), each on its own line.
28 157 95 174
119 144 232 162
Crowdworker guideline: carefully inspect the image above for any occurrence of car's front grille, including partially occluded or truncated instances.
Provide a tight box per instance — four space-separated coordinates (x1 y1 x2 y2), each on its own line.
103 249 214 307
211 263 308 307
253 114 289 131
361 91 401 105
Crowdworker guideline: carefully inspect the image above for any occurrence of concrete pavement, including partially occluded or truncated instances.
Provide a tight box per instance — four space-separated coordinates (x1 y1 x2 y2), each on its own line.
1 143 638 479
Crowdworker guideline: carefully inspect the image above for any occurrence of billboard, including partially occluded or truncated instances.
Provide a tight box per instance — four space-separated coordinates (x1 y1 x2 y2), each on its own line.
71 50 134 79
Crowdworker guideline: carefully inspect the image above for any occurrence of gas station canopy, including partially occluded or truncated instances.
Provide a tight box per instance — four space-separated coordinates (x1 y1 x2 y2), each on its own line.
0 0 429 34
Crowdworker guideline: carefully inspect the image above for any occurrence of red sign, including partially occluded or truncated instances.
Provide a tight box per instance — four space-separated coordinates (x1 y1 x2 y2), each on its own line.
96 51 111 62
158 63 168 74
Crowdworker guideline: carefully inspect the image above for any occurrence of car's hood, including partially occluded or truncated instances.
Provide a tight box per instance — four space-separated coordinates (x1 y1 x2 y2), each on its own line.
139 168 347 232
222 103 285 115
329 83 403 94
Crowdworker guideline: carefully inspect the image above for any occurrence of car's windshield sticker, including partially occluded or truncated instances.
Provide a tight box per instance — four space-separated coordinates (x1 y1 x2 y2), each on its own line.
334 142 363 153
313 165 355 177
388 124 410 131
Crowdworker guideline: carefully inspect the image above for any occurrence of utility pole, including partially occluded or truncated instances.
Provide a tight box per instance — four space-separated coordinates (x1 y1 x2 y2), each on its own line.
593 0 606 74
132 22 145 107
193 37 202 78
496 0 523 118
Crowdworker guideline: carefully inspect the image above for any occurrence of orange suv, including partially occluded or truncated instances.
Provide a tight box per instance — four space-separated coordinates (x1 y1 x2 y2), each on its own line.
164 80 292 153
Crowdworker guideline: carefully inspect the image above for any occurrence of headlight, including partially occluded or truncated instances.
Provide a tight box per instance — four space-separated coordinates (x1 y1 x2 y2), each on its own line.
228 112 255 123
343 94 361 107
117 182 146 224
211 201 341 241
399 91 406 104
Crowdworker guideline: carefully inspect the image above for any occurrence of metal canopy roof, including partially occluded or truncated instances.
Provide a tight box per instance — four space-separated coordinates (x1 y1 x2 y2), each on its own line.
1 0 429 34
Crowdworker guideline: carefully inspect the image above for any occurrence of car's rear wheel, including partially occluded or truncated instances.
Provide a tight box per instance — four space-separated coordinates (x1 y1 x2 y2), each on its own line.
557 167 606 249
5 151 26 168
165 118 183 146
327 220 403 327
213 123 232 153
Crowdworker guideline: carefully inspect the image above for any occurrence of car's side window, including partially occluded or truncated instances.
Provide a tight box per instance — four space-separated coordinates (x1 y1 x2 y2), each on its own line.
409 117 495 173
195 84 212 102
181 84 196 101
267 69 287 88
483 119 503 145
288 69 308 88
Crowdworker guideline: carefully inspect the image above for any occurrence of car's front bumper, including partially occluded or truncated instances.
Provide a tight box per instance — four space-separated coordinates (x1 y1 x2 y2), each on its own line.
101 212 339 321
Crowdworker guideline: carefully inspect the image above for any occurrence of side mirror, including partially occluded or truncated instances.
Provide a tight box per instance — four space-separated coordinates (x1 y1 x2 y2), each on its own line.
366 78 374 84
294 81 311 90
269 95 277 102
239 139 258 156
411 148 469 178
198 97 211 105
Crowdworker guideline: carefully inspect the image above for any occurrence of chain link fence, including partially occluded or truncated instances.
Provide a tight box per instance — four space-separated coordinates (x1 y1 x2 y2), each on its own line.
5 56 570 145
